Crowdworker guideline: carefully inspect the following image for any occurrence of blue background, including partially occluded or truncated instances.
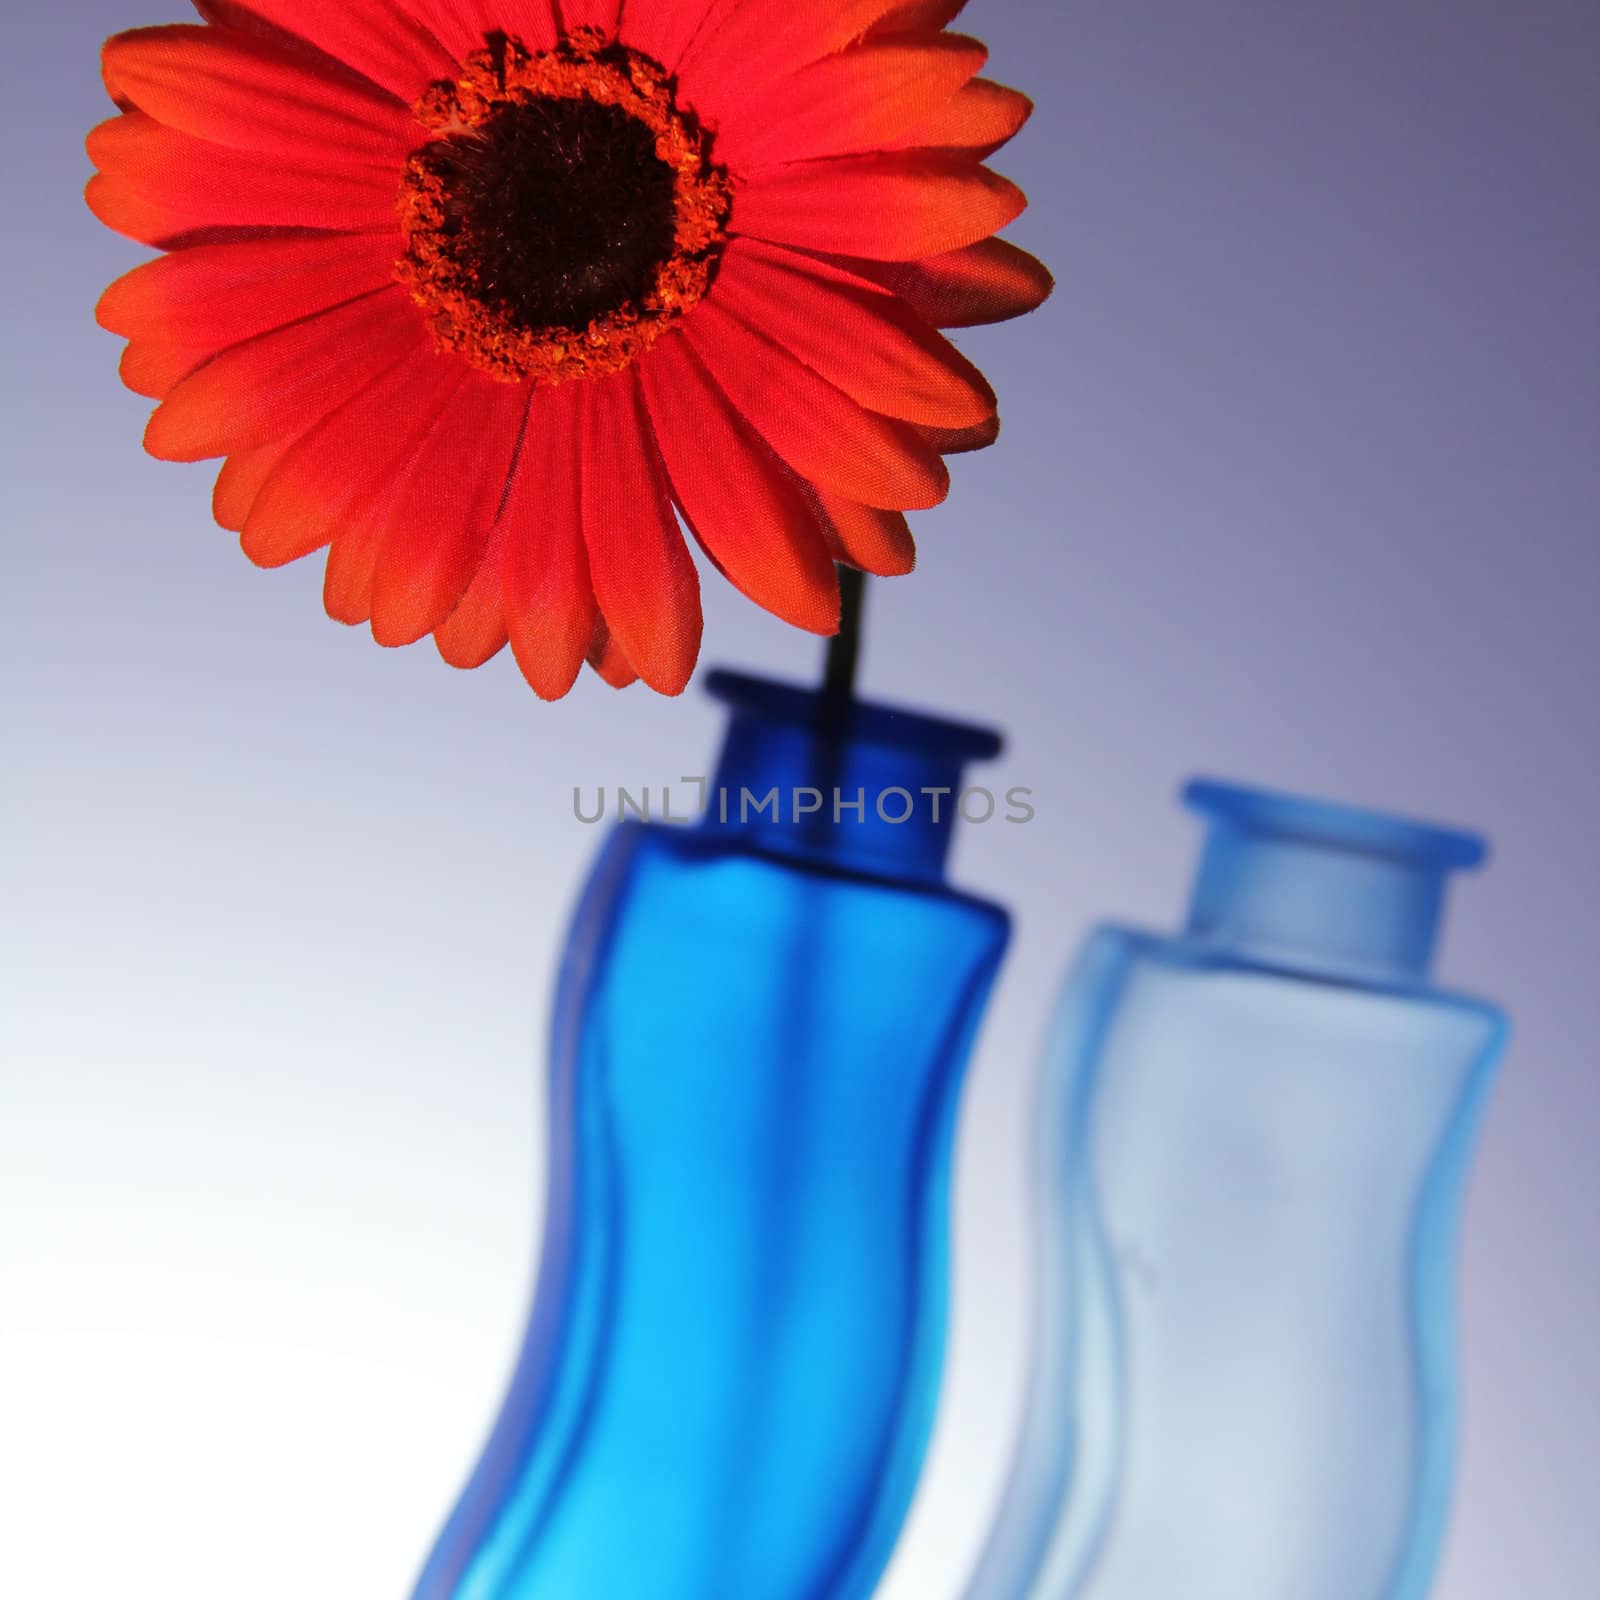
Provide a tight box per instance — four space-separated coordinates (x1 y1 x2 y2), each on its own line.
4 1 1596 1595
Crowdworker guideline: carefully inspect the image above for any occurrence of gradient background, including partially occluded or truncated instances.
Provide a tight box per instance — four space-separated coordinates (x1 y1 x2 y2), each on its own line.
4 1 1597 1595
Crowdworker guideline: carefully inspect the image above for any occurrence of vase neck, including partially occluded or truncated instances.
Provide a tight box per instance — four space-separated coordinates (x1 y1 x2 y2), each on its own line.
1180 780 1487 982
702 670 1003 884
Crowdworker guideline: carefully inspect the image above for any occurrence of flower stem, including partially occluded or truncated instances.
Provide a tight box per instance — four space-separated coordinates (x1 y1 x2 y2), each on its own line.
810 566 864 842
821 566 867 709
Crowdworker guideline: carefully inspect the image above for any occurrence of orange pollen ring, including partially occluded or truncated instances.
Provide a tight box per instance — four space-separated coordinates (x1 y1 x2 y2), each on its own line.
395 29 732 385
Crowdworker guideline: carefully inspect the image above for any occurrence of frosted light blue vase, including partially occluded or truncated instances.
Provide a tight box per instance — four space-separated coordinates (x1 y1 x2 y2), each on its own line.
414 671 1009 1600
969 779 1508 1600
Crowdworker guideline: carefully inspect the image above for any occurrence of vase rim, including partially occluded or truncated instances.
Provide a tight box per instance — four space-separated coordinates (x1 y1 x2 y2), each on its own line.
704 668 1004 764
1183 777 1486 872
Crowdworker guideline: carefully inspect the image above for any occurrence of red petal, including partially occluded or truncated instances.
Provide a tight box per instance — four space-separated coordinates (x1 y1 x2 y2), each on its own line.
710 238 994 427
433 570 510 670
241 340 456 567
102 26 414 166
587 623 640 690
481 0 561 51
915 414 1000 454
99 234 397 338
678 0 912 122
369 377 526 647
87 112 401 234
190 0 455 103
867 0 969 34
717 36 986 169
500 383 599 701
431 391 542 674
322 372 472 626
120 341 216 399
146 286 419 462
828 238 1054 327
734 152 1025 262
214 436 302 532
100 235 401 399
84 174 194 248
640 334 839 634
433 422 526 675
580 373 702 696
393 0 559 57
684 299 948 510
886 79 1033 158
808 487 918 576
615 0 716 70
559 0 622 33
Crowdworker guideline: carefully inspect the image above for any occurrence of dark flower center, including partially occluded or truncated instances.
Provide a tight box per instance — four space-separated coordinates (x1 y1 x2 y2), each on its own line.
425 97 678 333
396 31 732 385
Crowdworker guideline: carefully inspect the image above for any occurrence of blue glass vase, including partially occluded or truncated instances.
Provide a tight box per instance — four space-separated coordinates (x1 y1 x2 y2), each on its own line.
969 779 1508 1600
415 671 1010 1600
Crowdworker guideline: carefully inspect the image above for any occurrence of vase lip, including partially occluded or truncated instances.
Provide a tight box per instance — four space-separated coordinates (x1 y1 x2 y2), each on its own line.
1183 777 1487 872
704 667 1004 764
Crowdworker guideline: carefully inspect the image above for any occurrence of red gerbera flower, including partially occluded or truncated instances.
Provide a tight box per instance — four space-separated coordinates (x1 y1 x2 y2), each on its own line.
88 0 1051 697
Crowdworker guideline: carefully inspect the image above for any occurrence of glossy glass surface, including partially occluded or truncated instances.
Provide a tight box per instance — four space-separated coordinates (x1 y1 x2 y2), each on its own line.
415 673 1010 1600
971 780 1507 1600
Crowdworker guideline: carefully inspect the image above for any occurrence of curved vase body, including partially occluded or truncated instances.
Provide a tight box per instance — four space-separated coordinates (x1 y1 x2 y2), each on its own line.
971 779 1507 1600
416 672 1010 1600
